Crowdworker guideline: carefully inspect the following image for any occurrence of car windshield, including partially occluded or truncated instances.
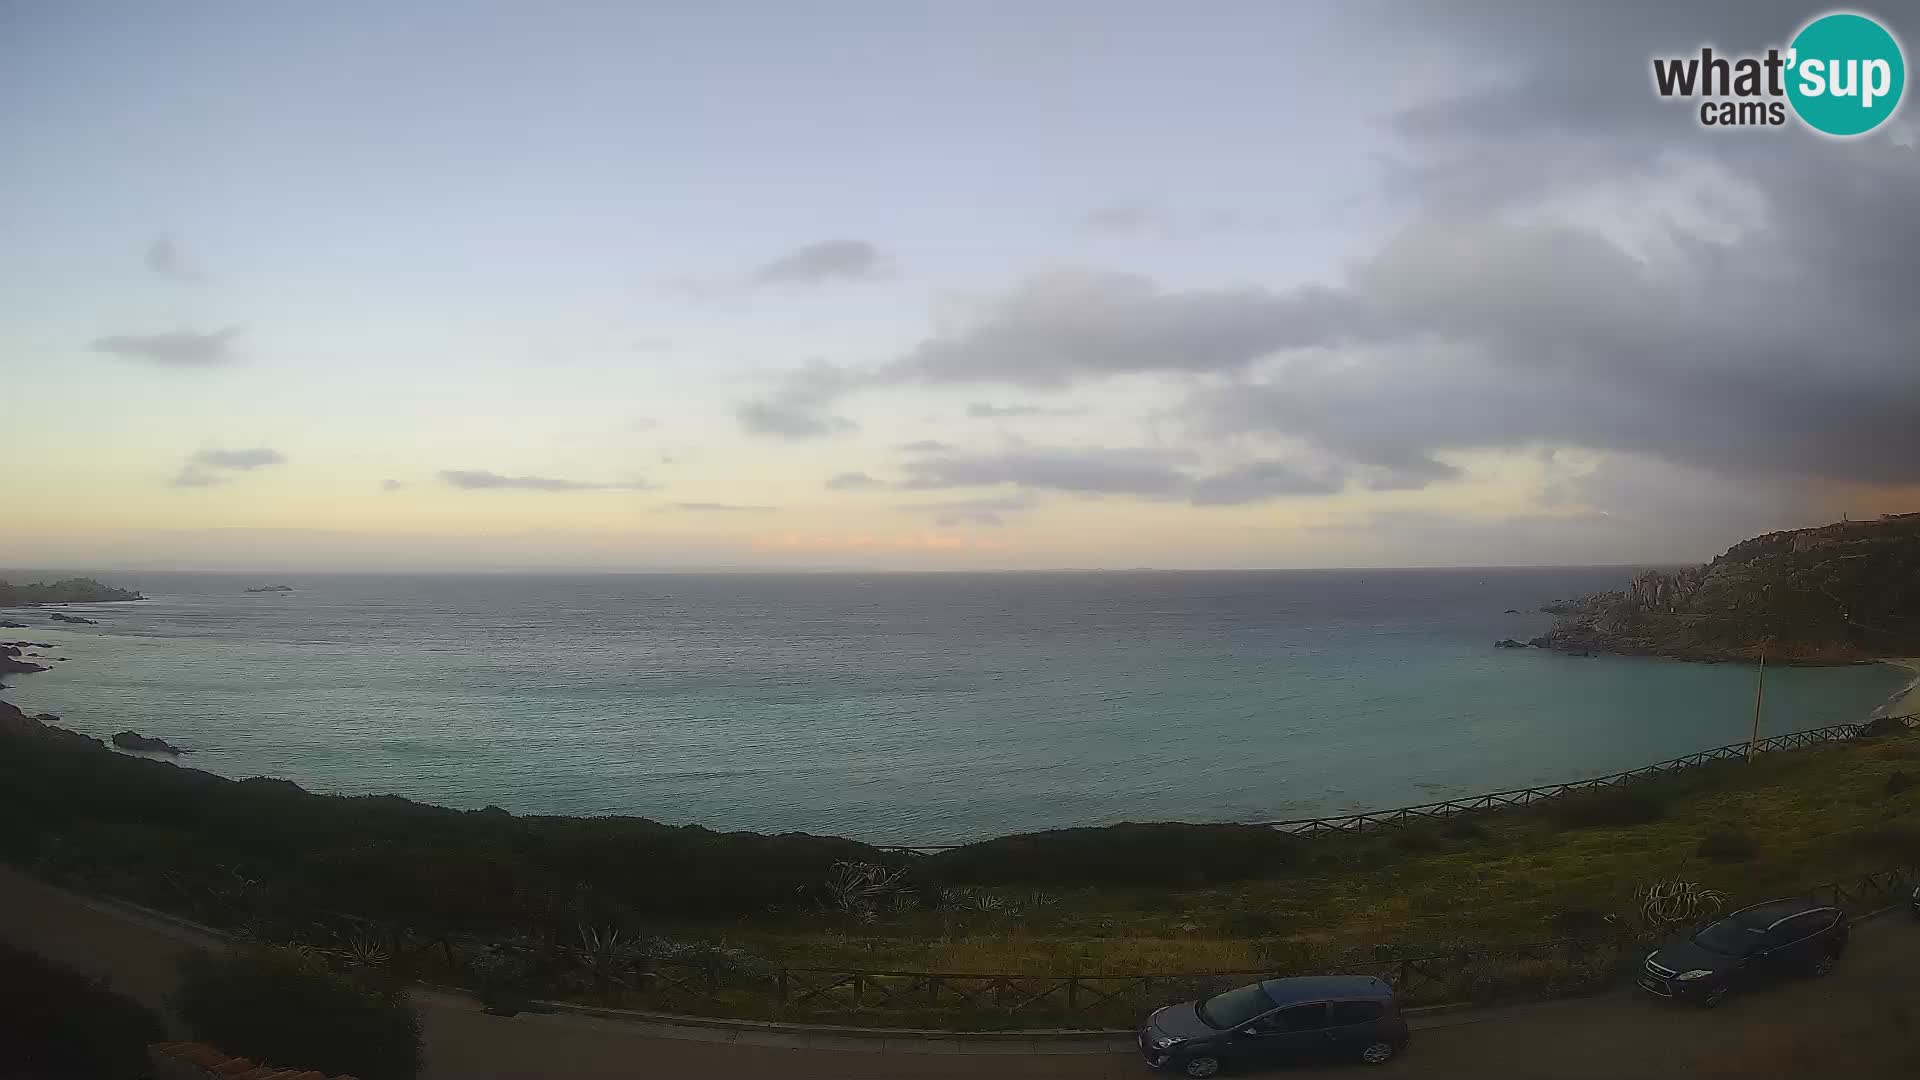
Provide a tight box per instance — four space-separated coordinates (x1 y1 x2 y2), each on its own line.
1196 983 1278 1030
1691 917 1763 956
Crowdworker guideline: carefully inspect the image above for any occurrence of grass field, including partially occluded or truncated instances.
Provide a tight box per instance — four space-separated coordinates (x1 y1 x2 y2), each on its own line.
717 728 1920 978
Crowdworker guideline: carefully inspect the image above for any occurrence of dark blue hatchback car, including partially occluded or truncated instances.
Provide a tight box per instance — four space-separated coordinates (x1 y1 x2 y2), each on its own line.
1139 974 1408 1076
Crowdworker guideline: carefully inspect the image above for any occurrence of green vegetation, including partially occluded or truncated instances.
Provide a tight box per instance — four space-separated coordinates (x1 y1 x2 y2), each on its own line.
2 699 1915 1028
173 945 422 1080
1539 512 1920 661
0 940 164 1079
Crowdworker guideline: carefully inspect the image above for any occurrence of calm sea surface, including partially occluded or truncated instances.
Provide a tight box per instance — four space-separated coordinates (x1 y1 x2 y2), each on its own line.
1 569 1909 844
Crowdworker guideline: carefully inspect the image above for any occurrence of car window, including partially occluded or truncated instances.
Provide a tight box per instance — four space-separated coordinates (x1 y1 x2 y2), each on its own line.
1329 1000 1385 1025
1773 911 1831 942
1265 1002 1329 1032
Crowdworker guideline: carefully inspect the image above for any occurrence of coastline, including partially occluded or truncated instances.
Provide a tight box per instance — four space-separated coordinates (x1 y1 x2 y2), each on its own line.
1872 657 1920 721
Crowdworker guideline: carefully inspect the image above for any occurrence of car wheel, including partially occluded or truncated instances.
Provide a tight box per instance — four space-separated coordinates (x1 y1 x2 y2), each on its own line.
1812 951 1838 977
1359 1040 1398 1065
1698 985 1729 1009
1182 1055 1223 1078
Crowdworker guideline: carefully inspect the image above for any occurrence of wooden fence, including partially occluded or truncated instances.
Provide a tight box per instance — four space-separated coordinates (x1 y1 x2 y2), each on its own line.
295 861 1914 1028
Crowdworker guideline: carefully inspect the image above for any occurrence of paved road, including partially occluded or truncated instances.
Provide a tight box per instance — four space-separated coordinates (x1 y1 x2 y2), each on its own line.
3 866 1914 1078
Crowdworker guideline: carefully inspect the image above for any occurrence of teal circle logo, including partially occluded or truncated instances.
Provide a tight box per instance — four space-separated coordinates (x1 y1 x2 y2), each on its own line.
1787 12 1905 136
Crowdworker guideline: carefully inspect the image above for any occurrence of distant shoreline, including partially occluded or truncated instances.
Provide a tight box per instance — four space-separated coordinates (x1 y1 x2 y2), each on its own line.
1872 658 1920 720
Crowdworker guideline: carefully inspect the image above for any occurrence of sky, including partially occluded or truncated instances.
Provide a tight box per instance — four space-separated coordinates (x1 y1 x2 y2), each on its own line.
2 1 1916 571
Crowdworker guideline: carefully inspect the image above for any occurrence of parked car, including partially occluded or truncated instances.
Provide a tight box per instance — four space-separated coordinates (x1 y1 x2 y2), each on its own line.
1138 974 1408 1076
1637 897 1847 1008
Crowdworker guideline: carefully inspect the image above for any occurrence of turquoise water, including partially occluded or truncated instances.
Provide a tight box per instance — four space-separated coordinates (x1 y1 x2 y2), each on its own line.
0 568 1908 844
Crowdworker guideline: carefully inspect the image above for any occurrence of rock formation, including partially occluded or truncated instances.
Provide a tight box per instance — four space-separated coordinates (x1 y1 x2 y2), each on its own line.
0 577 143 604
112 731 186 754
1534 513 1920 663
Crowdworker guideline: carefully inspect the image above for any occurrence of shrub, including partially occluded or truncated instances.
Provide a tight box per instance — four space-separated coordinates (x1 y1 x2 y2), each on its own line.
1858 822 1920 862
1550 788 1664 828
172 945 422 1080
1696 829 1756 862
926 823 1301 887
1223 909 1286 937
0 942 163 1079
1887 771 1912 796
1390 827 1442 853
1441 817 1488 841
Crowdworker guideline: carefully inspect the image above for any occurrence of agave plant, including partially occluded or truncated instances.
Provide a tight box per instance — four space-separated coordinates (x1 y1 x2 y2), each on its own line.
1635 879 1730 936
342 928 391 970
572 923 640 993
822 861 910 920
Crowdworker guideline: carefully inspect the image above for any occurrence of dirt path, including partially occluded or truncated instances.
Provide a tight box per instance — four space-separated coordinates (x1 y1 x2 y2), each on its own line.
3 866 1914 1078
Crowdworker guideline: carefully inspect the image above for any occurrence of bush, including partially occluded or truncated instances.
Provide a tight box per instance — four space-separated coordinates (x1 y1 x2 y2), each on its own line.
0 942 163 1079
1441 817 1488 841
172 945 422 1080
1550 788 1664 828
1858 822 1920 862
1887 771 1912 796
926 823 1301 887
1696 829 1757 862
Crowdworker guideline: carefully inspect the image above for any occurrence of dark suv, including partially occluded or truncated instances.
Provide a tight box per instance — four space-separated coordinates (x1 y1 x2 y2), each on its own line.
1638 897 1847 1008
1138 974 1408 1076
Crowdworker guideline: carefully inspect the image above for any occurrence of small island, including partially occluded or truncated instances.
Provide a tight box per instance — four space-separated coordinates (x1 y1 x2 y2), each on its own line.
48 613 98 625
245 585 295 593
0 577 144 605
1532 512 1920 663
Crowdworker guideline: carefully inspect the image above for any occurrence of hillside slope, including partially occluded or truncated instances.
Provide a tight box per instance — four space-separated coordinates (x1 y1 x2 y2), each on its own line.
1536 513 1920 663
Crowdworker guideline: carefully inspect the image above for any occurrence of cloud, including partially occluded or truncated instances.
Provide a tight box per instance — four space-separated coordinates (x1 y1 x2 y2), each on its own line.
826 471 883 490
750 240 891 285
169 466 224 488
381 479 406 492
91 327 240 367
168 446 286 488
967 402 1084 419
901 447 1191 497
189 447 285 470
1080 200 1177 235
736 361 859 440
667 502 777 512
898 493 1040 528
630 338 671 352
897 440 954 453
1190 460 1347 505
628 417 661 432
438 469 650 492
145 235 199 281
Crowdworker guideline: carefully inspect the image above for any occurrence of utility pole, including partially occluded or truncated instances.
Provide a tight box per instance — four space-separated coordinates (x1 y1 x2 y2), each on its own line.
1747 636 1770 762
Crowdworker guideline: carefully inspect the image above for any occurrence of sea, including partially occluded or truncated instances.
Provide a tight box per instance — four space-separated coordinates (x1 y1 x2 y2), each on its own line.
1 568 1910 845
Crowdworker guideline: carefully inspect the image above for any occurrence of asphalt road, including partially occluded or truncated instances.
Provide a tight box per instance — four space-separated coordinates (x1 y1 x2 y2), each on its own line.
3 866 1914 1078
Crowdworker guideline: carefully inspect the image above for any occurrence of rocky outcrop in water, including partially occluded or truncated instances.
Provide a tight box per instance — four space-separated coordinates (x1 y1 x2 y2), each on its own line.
112 731 186 754
49 613 98 625
245 585 294 593
1535 513 1920 664
0 645 49 675
0 578 143 605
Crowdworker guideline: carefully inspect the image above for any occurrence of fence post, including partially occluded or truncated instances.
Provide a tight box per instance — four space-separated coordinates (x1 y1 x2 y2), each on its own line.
1066 976 1079 1012
852 973 864 1009
704 954 718 998
776 966 787 1007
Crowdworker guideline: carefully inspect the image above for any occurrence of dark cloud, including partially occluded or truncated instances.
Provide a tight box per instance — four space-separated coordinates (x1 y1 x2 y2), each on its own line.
967 401 1084 419
751 240 891 285
826 471 883 490
438 470 650 492
736 361 859 440
190 447 285 469
668 502 777 512
169 467 223 489
1190 461 1347 505
145 235 198 281
91 327 240 367
891 269 1364 387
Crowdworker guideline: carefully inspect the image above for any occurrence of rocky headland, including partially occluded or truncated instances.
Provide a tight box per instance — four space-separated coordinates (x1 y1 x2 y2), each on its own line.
1529 513 1920 664
0 577 144 605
